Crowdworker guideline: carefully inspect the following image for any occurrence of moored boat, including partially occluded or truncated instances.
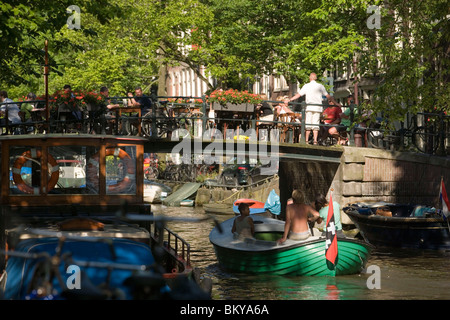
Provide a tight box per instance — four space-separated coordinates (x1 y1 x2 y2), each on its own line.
209 215 372 276
143 180 172 203
203 203 234 215
180 199 195 207
0 134 210 299
233 198 266 215
343 201 450 250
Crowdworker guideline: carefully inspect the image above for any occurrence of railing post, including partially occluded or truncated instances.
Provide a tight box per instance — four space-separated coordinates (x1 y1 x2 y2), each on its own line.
151 97 157 137
201 95 207 133
300 102 306 143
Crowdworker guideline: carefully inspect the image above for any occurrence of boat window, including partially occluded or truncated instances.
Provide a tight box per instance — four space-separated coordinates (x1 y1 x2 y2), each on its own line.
106 146 136 195
9 146 43 195
49 145 98 195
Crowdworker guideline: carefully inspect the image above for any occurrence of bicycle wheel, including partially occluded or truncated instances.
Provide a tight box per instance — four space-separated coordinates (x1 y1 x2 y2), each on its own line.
141 113 155 137
412 126 439 154
367 129 385 149
123 117 139 136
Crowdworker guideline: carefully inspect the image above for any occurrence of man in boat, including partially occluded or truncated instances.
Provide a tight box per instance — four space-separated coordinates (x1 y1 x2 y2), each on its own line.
278 190 320 244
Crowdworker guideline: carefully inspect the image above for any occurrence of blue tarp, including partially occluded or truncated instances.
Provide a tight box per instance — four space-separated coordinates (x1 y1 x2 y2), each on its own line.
3 238 155 300
264 189 281 215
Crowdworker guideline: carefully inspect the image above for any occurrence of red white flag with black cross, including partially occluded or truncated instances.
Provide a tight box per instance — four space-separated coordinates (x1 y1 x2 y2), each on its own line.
325 191 338 266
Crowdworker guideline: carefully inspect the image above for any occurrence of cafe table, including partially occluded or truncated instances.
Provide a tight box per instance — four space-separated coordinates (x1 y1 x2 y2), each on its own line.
110 106 142 135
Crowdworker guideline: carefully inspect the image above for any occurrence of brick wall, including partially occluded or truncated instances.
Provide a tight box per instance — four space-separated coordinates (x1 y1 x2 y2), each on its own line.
340 148 450 213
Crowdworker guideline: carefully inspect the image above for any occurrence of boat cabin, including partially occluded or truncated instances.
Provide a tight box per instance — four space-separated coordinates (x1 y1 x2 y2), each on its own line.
2 134 146 210
0 134 197 299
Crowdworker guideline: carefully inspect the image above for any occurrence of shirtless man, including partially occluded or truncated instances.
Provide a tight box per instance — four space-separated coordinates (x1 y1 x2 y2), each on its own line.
277 189 320 244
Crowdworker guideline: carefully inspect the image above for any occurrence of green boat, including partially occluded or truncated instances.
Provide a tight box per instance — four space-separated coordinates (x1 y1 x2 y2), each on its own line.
209 215 372 276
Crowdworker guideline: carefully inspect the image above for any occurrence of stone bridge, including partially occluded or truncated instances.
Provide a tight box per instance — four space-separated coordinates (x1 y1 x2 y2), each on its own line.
144 138 450 224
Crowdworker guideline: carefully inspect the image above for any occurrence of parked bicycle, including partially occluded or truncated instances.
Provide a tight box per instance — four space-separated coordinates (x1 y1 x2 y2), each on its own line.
366 115 417 151
140 100 178 138
412 111 449 155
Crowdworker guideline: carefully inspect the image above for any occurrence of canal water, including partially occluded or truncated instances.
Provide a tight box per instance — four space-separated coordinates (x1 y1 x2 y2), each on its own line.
152 205 450 300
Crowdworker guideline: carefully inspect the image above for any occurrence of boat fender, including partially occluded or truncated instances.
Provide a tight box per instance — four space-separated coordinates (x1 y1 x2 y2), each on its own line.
12 149 59 194
375 206 392 217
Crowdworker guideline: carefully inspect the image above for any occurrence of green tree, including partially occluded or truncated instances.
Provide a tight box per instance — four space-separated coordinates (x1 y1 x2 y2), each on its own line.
49 1 160 96
0 0 119 93
359 0 450 119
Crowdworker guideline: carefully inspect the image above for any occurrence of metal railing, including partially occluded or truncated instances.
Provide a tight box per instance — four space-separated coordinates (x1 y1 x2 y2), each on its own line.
1 97 448 155
153 223 191 267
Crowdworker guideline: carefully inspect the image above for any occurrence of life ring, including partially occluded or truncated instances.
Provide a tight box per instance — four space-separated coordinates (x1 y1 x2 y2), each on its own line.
86 147 135 193
12 149 59 194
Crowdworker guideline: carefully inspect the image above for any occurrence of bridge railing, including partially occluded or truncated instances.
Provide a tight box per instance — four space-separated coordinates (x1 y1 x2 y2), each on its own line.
1 96 448 156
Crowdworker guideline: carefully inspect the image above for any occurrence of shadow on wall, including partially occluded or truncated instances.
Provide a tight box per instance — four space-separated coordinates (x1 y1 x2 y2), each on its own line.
278 161 340 220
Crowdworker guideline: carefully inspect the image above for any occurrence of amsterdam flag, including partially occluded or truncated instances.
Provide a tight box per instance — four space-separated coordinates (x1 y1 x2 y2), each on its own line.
325 192 338 267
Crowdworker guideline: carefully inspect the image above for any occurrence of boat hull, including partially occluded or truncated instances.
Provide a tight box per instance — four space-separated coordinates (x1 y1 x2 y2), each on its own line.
212 239 371 276
203 203 234 215
344 203 450 250
345 211 450 250
209 216 371 276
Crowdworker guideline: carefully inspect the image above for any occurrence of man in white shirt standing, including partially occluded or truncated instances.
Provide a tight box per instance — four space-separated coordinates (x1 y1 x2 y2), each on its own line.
289 73 341 145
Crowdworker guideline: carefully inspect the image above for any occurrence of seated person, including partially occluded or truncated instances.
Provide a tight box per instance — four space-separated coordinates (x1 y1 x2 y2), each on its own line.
231 203 255 239
320 100 342 143
338 95 357 145
314 194 345 238
98 86 120 133
278 190 320 244
274 96 294 119
255 94 274 123
0 91 22 125
127 86 152 115
126 86 153 133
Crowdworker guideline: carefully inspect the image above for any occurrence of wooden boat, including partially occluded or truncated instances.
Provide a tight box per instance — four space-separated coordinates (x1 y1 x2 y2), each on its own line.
0 134 209 300
209 215 372 276
143 180 172 203
233 198 266 215
343 201 450 250
203 203 234 215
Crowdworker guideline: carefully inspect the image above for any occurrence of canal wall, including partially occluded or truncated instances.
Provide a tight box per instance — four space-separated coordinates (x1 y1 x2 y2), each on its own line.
335 147 450 222
278 146 450 225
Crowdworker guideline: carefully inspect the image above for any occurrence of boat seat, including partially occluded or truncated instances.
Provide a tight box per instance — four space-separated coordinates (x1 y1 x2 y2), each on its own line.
244 237 278 247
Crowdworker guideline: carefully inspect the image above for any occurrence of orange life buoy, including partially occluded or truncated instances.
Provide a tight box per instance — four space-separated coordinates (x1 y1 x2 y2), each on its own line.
86 147 135 193
12 149 59 194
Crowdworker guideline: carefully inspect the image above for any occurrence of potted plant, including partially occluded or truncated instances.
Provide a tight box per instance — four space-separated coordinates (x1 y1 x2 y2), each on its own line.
77 90 105 111
206 89 262 112
49 90 84 114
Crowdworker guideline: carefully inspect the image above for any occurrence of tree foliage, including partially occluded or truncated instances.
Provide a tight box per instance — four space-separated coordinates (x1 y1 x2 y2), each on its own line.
1 0 448 117
0 0 120 94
